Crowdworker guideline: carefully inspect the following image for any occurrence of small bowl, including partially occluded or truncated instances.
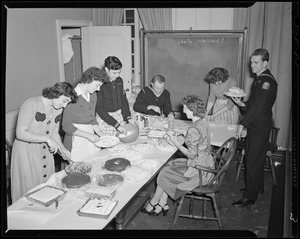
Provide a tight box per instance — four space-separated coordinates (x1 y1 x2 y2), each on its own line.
116 123 139 143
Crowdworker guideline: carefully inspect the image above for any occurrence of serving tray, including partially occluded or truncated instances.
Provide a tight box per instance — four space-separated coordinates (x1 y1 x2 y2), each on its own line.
25 185 67 207
77 198 118 219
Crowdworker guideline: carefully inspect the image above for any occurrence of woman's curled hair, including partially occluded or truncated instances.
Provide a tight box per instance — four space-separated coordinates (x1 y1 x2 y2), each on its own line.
182 95 206 118
42 82 77 103
79 66 109 84
204 67 229 84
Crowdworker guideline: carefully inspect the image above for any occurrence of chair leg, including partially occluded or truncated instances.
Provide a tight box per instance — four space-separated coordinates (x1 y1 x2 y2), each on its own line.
268 156 277 186
171 196 185 228
235 149 244 181
211 193 222 230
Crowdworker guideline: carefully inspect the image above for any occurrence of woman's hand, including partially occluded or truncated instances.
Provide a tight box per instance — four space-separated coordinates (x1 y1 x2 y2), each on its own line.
117 125 127 134
232 96 245 107
147 105 161 115
58 146 73 163
47 138 59 154
87 133 101 143
166 131 179 146
235 124 244 139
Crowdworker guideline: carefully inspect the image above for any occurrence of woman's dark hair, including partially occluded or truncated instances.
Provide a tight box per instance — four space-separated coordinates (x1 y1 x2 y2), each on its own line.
182 95 206 118
204 67 229 84
42 82 77 103
151 75 165 84
104 56 122 70
251 48 269 62
78 66 109 84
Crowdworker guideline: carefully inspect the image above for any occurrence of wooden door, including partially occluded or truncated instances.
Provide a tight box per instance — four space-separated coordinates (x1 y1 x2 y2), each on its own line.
81 26 132 98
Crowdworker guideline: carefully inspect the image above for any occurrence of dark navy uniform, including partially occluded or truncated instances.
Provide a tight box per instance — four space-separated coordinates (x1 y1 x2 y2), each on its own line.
239 69 278 201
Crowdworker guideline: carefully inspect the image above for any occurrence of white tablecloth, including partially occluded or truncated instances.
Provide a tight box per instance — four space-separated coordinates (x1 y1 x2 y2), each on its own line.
7 120 239 230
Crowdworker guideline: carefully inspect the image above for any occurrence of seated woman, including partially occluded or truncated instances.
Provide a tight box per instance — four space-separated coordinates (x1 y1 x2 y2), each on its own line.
11 82 77 203
205 67 240 125
141 95 215 216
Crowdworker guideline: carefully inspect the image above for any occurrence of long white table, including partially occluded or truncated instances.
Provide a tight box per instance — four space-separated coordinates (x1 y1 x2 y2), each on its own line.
7 119 238 230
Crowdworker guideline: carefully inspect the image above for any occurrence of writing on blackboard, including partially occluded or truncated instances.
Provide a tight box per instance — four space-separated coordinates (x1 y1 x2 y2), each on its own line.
177 38 225 46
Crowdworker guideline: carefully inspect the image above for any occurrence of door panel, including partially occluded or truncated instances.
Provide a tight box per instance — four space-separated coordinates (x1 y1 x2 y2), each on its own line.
81 26 132 98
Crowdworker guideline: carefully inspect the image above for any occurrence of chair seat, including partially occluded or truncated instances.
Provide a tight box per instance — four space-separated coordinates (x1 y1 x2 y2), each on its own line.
191 185 220 195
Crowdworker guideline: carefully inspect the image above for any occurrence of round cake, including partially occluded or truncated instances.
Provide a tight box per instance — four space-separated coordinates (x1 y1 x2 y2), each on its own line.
97 173 124 187
104 158 131 172
61 174 91 188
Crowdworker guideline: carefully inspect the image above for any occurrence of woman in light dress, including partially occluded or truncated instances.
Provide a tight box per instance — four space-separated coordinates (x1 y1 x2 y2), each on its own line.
62 67 109 163
141 95 214 216
205 67 240 125
11 82 77 203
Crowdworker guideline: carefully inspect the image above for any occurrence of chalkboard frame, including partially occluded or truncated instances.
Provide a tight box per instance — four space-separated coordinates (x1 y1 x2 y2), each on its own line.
140 29 248 112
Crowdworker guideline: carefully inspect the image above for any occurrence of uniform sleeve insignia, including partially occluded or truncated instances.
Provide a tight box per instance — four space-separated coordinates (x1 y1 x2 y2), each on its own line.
262 82 270 90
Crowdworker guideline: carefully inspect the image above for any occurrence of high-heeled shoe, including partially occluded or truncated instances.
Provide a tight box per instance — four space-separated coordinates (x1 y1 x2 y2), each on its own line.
141 201 156 215
152 204 169 216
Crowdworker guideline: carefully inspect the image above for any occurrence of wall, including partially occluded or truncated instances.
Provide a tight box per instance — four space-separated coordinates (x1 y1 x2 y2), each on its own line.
6 8 92 112
5 8 233 144
172 8 233 30
5 8 92 144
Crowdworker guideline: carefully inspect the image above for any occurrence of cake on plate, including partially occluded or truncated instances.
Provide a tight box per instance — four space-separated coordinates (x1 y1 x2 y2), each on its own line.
104 158 131 172
228 87 245 95
84 185 117 200
65 161 92 175
61 174 91 188
96 173 124 187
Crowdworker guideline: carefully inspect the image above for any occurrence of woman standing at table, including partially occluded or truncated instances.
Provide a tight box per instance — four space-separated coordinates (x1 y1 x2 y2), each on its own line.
204 67 240 125
62 66 109 163
11 82 77 203
141 95 215 216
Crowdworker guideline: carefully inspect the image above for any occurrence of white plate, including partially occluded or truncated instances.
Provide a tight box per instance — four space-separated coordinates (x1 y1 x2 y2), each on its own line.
224 91 246 97
147 130 167 139
94 136 120 148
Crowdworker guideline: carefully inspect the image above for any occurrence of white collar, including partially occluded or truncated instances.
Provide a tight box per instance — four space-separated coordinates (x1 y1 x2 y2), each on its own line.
75 84 90 102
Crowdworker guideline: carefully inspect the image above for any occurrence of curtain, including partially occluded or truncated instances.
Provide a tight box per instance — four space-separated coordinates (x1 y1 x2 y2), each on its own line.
92 8 124 26
137 8 172 30
233 2 292 149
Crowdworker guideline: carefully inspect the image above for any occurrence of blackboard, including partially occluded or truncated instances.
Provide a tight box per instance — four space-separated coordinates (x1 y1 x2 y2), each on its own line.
140 30 247 112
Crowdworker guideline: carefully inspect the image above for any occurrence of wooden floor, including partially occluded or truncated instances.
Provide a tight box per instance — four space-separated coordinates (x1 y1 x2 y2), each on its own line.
125 151 289 237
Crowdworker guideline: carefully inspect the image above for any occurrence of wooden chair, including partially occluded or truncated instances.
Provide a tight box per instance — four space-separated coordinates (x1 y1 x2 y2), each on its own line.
235 127 280 185
5 138 13 206
171 137 237 229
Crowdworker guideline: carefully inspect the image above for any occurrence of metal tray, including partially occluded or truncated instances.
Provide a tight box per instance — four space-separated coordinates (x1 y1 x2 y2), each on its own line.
25 185 67 207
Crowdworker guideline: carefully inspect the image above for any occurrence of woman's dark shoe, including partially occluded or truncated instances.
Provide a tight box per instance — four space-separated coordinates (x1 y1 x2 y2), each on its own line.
141 201 156 215
232 198 255 207
153 204 169 216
